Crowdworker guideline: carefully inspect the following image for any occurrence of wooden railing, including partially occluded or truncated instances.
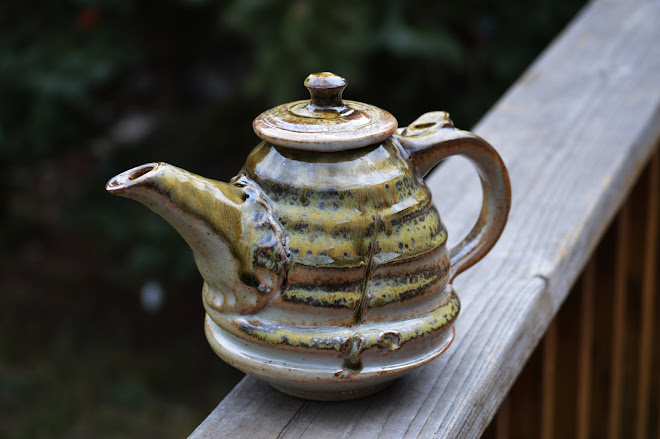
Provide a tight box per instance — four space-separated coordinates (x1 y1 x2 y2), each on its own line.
481 153 659 439
190 0 660 437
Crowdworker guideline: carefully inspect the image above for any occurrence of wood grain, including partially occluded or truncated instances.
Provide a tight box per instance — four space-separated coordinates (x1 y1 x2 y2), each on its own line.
189 0 660 437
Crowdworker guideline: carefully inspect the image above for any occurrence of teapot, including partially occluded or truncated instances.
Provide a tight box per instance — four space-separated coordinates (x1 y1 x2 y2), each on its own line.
106 72 511 400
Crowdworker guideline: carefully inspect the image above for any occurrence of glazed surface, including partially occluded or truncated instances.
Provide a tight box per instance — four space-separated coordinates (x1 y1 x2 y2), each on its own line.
233 139 452 327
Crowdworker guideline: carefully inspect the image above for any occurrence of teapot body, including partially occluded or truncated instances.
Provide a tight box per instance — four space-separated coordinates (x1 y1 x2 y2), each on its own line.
240 140 452 320
202 138 459 399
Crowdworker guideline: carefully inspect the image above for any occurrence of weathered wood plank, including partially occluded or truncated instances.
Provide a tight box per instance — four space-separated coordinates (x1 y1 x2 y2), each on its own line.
540 321 557 439
577 259 595 439
609 204 630 439
190 0 660 437
635 154 658 439
494 396 510 439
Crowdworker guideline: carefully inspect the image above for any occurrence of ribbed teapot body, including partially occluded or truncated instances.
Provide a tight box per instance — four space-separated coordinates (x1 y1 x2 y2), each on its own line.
202 139 459 398
108 72 511 400
244 139 453 324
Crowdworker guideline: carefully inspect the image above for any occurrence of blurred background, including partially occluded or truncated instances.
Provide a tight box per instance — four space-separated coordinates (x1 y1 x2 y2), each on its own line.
1 1 584 437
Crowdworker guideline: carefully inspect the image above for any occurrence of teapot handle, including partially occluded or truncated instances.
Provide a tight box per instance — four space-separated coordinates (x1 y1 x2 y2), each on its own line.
394 111 511 281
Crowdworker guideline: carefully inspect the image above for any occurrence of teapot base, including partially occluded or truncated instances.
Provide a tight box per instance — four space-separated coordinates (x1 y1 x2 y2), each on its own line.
269 377 396 401
204 314 455 401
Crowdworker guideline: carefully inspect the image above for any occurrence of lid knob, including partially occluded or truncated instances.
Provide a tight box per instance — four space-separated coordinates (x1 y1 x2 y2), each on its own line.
304 72 349 113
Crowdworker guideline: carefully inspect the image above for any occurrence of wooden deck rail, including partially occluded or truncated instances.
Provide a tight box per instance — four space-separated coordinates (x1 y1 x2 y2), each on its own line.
190 0 660 437
481 150 659 439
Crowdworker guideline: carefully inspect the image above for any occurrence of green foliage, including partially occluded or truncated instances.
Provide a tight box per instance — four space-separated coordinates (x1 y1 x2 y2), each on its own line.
223 0 465 104
0 1 132 165
1 0 585 436
221 0 584 127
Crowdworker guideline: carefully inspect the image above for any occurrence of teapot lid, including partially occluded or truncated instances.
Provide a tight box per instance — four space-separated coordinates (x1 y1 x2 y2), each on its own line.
253 72 397 151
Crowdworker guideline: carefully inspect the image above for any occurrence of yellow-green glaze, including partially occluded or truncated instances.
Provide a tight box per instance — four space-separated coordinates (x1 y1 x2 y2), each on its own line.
107 163 289 314
237 139 451 318
230 293 459 353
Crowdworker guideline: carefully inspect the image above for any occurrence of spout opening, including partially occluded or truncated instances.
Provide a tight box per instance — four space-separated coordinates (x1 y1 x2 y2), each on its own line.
106 163 160 193
129 164 155 180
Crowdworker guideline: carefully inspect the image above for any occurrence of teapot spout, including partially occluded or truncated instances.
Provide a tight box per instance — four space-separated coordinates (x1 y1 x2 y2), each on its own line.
106 163 289 314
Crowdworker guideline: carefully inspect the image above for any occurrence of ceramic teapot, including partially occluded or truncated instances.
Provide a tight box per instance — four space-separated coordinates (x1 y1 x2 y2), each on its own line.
106 72 511 400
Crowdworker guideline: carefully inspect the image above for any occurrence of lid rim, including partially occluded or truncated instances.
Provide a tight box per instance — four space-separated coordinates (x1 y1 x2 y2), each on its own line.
253 122 397 151
253 100 397 152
